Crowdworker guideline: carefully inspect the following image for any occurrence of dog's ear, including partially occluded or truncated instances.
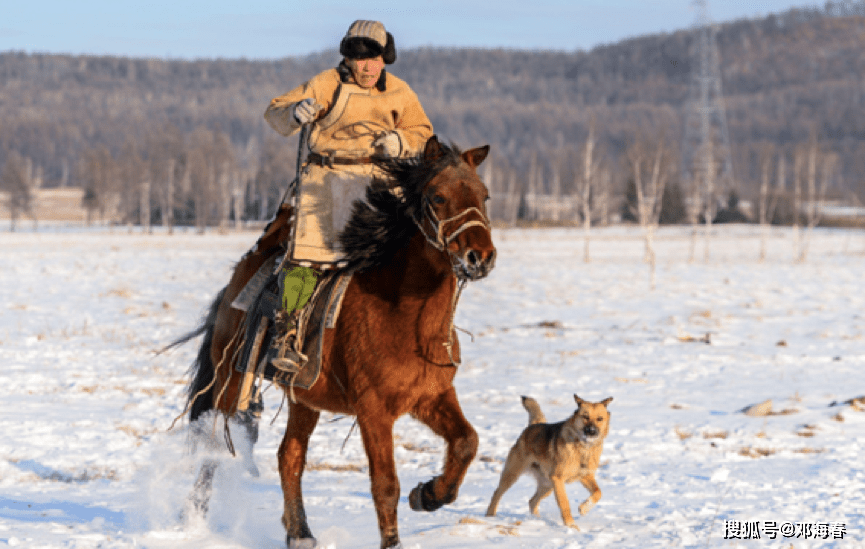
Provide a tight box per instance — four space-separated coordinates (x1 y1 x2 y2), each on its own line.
574 394 583 408
601 397 613 407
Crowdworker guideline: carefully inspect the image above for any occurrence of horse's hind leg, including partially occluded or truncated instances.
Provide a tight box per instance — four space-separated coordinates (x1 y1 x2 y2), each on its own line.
234 389 263 477
278 401 320 547
185 401 261 518
188 459 218 516
409 388 478 513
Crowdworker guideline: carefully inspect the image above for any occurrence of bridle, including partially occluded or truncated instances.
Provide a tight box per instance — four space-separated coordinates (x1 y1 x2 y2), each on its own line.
414 195 491 258
413 192 493 368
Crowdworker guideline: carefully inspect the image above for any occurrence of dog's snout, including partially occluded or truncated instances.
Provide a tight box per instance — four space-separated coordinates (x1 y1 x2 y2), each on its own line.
584 424 599 437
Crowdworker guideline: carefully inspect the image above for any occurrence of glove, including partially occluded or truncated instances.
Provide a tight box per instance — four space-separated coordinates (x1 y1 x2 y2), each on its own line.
293 98 323 125
373 131 402 158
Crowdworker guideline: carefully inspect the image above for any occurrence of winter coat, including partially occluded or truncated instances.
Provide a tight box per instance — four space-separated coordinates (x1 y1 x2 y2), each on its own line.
264 64 433 266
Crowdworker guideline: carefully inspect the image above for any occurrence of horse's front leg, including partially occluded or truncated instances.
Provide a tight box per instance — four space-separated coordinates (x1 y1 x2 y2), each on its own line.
357 412 401 549
409 388 478 512
278 401 320 547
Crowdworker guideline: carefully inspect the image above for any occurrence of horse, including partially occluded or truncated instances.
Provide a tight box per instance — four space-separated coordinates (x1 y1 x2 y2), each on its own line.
179 136 497 549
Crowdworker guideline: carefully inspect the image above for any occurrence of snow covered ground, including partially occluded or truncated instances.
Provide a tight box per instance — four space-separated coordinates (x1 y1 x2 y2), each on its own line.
1 223 863 548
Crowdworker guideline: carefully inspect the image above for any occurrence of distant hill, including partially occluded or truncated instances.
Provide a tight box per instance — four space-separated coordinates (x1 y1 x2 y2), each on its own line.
1 1 864 220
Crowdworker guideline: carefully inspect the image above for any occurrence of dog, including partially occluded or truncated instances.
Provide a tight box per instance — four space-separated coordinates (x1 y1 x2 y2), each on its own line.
485 394 613 529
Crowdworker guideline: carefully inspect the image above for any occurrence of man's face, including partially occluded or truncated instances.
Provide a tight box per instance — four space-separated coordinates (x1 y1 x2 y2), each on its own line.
347 56 385 89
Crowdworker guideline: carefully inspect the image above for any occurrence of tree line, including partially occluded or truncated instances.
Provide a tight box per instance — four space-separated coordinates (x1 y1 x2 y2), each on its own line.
1 1 864 229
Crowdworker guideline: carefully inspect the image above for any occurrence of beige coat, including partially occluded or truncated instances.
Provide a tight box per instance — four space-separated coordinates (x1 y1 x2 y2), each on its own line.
264 66 433 266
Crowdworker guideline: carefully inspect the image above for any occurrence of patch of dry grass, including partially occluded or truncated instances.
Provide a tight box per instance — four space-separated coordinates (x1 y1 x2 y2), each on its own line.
306 462 365 473
738 446 776 458
675 427 693 440
615 377 649 384
104 288 133 299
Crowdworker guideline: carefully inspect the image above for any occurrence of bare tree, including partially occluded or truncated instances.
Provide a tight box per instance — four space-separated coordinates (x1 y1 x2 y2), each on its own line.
798 142 837 262
575 123 597 262
0 151 32 231
505 171 519 226
626 136 672 289
757 144 780 262
118 141 148 232
78 147 116 226
213 132 237 233
186 127 218 232
792 144 804 260
27 160 43 230
701 146 717 264
146 124 185 234
234 135 260 230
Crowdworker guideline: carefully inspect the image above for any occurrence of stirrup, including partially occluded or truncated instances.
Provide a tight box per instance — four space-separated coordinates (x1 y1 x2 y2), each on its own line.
269 328 308 374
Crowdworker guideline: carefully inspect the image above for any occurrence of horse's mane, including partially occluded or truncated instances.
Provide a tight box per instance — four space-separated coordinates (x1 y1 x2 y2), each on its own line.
338 141 464 272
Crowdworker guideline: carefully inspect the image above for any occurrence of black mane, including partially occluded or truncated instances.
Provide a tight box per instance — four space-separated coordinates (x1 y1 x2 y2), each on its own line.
338 141 464 272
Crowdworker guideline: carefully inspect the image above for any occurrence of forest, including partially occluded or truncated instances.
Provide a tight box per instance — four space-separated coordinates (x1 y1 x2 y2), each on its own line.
1 1 864 228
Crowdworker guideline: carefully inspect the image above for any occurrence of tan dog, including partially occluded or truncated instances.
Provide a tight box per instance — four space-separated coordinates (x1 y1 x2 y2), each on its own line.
485 394 613 528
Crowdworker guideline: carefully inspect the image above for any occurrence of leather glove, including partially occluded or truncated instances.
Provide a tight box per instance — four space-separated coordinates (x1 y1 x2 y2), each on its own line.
373 131 402 158
293 98 323 125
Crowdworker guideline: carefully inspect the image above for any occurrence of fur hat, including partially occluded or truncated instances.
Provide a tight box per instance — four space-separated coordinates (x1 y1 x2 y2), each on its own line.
340 20 396 64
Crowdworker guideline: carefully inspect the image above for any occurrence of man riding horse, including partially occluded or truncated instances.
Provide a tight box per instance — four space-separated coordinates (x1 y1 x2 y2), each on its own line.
180 22 495 547
221 18 434 449
265 19 433 266
261 18 433 363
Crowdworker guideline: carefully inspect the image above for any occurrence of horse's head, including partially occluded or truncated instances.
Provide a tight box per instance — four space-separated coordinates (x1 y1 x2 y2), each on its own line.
415 136 497 281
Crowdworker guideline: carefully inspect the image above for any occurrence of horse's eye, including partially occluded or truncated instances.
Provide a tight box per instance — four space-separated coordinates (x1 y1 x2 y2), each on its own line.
432 195 446 205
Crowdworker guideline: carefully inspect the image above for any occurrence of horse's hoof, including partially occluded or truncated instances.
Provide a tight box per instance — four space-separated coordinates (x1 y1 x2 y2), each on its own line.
408 482 425 511
286 537 317 549
409 480 444 512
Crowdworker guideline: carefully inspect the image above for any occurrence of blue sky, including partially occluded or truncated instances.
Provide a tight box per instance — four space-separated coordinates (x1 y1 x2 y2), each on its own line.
0 0 819 60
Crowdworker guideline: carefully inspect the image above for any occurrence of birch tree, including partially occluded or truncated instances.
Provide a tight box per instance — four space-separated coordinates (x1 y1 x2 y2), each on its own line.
627 137 672 289
575 123 597 262
757 144 780 262
798 144 837 262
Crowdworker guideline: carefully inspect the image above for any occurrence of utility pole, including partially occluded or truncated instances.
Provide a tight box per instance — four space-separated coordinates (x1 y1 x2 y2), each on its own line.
681 0 734 261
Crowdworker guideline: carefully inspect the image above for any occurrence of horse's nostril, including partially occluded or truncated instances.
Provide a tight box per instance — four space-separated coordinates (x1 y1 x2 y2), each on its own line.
467 250 480 266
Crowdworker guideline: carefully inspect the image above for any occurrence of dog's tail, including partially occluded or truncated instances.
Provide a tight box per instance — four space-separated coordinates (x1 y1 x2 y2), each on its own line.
521 396 547 425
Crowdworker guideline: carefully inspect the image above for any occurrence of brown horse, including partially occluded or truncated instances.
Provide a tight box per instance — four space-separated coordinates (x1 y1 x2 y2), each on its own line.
180 136 496 549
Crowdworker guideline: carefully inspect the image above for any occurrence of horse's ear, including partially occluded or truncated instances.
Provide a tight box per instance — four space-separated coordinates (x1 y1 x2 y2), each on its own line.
423 135 445 162
462 145 490 169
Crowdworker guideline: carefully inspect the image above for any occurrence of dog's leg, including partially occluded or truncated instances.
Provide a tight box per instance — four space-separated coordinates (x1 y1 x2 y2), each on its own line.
551 477 579 529
577 473 602 516
528 472 553 516
485 447 527 517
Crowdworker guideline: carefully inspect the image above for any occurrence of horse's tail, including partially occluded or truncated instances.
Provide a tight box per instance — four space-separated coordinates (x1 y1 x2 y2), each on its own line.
161 287 226 422
186 287 226 422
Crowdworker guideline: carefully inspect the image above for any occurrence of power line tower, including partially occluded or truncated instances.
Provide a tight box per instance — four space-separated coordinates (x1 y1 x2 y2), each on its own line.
681 0 734 254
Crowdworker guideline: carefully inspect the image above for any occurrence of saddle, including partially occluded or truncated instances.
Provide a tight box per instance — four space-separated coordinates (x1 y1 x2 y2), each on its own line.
231 252 353 410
